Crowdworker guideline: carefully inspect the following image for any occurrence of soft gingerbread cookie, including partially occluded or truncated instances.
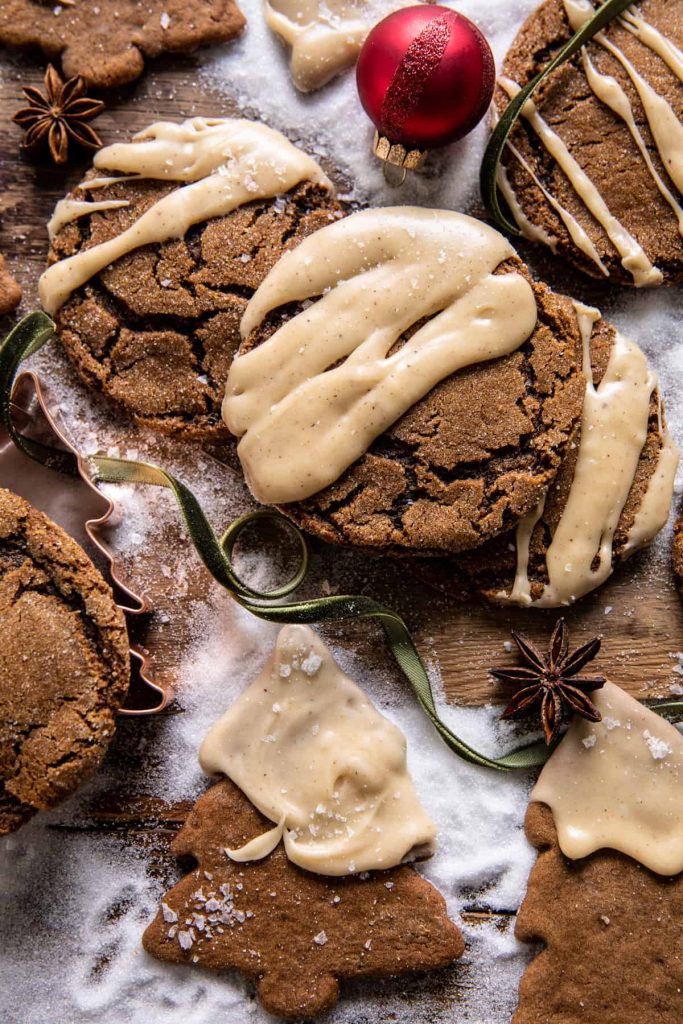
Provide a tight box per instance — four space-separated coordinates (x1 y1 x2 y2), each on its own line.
0 0 245 88
143 778 464 1019
0 488 129 834
513 803 683 1024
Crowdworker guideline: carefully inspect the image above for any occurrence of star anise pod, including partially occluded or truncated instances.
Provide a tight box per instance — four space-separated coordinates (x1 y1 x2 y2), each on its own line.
490 619 606 745
12 64 104 166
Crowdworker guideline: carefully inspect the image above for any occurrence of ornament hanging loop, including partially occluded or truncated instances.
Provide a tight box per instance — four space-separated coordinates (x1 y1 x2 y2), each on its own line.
383 162 407 187
373 131 426 187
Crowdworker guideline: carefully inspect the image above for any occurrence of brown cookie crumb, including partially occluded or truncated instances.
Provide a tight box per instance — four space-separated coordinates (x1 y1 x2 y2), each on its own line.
143 778 464 1019
0 255 21 315
0 0 246 89
0 488 130 834
514 802 683 1024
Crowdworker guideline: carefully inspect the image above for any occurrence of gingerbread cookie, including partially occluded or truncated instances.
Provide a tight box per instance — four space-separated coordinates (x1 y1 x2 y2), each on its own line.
417 303 678 605
672 501 683 591
0 0 245 89
42 117 344 443
143 778 464 1019
0 487 129 834
0 255 21 316
498 0 683 287
224 206 587 555
513 683 683 1023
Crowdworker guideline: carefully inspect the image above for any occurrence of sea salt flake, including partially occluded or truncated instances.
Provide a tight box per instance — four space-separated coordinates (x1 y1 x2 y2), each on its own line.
313 931 328 946
582 734 597 749
177 930 194 950
301 653 323 676
643 729 672 760
161 903 178 923
160 11 171 29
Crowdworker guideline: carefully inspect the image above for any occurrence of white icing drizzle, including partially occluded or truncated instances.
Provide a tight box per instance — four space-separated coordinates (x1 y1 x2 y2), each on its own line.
505 137 607 272
564 0 683 196
497 301 678 607
496 161 559 251
532 682 683 876
624 395 679 553
47 197 130 242
223 207 538 505
581 49 683 234
265 0 369 92
198 625 437 876
499 76 662 287
621 8 683 79
39 117 330 315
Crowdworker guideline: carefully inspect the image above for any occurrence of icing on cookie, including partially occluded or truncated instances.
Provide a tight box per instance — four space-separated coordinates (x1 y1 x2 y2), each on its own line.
532 682 683 876
198 625 436 876
498 302 678 607
47 197 130 241
499 76 661 287
265 0 375 91
501 2 683 282
223 206 538 504
39 117 330 315
565 0 683 194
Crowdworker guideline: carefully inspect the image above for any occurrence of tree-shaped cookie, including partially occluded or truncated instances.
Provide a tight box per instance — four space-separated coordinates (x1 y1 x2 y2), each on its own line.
0 0 245 89
512 682 683 1024
143 778 464 1019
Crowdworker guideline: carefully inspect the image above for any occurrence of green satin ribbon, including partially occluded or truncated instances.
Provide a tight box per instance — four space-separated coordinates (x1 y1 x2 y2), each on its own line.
480 0 634 234
2 313 681 771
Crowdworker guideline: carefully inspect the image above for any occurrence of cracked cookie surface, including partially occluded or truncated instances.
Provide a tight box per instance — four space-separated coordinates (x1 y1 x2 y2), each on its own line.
0 0 245 89
0 488 130 835
499 0 683 286
242 260 585 555
416 314 668 599
48 177 344 444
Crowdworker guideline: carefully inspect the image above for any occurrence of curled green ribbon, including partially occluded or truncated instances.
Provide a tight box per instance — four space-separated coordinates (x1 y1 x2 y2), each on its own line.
480 0 634 234
2 313 681 771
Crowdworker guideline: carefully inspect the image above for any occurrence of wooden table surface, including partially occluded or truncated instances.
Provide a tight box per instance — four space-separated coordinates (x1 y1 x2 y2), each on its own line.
1 41 682 990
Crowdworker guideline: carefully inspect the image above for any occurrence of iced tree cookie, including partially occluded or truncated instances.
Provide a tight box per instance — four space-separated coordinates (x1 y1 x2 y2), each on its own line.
42 117 344 443
0 488 129 834
497 0 683 286
513 682 683 1023
143 625 463 1017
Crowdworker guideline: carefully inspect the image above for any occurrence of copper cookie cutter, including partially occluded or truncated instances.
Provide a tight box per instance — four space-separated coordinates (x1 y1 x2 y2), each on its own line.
0 368 172 715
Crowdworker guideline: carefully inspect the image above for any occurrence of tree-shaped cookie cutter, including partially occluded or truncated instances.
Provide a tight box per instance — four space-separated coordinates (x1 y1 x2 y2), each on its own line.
0 367 172 714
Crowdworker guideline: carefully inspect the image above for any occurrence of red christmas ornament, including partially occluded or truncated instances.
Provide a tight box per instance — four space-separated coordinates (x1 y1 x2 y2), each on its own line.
356 5 495 177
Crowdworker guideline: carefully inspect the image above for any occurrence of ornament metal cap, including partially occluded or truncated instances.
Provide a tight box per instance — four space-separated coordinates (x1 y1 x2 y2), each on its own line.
373 130 426 185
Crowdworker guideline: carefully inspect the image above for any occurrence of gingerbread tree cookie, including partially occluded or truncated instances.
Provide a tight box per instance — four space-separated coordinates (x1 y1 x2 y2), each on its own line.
513 682 683 1023
143 778 464 1019
0 0 245 89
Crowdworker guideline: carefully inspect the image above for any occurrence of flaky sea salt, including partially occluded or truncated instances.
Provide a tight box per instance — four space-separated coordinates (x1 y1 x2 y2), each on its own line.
582 734 597 749
313 931 328 946
643 730 672 761
161 903 178 924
